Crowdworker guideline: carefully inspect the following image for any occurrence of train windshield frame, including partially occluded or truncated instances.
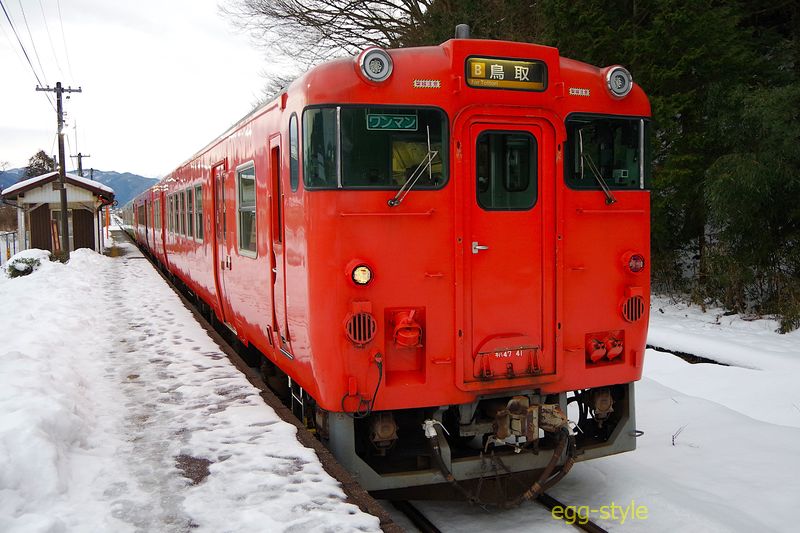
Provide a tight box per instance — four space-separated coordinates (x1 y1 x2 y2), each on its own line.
564 114 652 191
302 105 449 190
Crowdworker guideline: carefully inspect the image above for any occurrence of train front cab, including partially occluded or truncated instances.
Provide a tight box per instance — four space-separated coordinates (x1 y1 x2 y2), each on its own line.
290 39 651 496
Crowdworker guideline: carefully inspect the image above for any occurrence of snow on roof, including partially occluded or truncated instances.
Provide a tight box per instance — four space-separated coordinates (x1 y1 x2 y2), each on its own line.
0 171 114 197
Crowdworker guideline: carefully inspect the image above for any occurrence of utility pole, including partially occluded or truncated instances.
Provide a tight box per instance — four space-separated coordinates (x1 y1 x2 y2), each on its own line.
70 152 90 177
36 82 82 259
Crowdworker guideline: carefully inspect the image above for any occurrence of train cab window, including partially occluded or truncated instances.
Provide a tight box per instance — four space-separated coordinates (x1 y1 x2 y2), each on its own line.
341 107 446 188
476 131 537 210
565 115 651 190
187 187 194 238
237 164 257 256
303 105 448 189
303 108 338 188
289 114 299 192
195 185 203 241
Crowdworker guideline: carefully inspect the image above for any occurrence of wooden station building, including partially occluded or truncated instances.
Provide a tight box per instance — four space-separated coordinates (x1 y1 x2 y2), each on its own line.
0 171 115 254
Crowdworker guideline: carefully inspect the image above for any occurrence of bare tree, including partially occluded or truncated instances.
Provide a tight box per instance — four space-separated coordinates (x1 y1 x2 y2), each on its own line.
220 1 434 69
220 0 541 106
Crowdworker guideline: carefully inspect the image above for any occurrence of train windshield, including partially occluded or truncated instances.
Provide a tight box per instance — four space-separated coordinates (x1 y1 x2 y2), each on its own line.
565 115 651 190
303 106 448 189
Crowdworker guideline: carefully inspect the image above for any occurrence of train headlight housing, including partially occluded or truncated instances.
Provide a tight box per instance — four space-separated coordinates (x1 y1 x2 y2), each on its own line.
606 66 633 98
352 264 373 285
358 47 393 83
623 251 646 273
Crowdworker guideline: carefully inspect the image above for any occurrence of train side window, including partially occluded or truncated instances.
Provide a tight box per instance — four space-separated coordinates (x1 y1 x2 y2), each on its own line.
174 193 180 235
154 198 160 230
187 187 194 238
289 113 299 192
303 108 337 188
195 185 203 241
179 190 186 236
476 131 537 210
167 195 173 234
237 163 257 256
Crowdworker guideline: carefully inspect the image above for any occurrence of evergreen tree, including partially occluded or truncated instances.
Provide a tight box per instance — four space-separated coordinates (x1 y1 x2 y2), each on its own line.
24 150 56 179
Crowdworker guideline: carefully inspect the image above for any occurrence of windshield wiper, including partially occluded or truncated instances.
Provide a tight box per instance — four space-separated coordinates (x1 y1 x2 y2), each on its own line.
579 128 617 205
388 125 439 207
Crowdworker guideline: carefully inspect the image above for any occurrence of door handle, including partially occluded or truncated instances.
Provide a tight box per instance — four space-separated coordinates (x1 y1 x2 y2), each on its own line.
472 241 489 254
226 256 231 269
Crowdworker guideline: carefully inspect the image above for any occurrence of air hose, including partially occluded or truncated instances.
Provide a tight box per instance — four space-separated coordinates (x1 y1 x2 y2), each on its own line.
424 421 576 509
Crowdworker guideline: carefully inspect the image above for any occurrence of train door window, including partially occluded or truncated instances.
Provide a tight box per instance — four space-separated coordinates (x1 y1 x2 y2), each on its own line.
476 131 538 210
154 198 160 229
237 163 257 256
302 108 337 188
168 195 173 233
187 187 194 238
289 113 299 192
195 185 203 241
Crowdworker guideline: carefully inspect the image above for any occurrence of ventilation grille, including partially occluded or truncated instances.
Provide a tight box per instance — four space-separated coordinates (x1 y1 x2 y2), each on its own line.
346 312 377 346
622 296 646 322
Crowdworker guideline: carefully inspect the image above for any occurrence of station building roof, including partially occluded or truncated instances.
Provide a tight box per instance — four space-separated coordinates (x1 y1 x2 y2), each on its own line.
1 171 115 203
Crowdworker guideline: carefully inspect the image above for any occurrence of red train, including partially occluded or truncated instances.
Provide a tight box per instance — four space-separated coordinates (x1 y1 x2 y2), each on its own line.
123 28 650 500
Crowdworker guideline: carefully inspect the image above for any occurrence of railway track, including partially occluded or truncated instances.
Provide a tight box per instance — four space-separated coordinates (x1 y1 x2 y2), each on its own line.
118 230 612 533
391 495 610 533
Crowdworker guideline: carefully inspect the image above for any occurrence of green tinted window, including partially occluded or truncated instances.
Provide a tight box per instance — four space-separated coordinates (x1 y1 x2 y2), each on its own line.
289 114 300 192
237 165 256 255
303 108 337 188
476 132 537 210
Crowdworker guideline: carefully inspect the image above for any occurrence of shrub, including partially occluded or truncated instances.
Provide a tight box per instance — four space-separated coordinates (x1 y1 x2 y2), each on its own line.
6 257 41 278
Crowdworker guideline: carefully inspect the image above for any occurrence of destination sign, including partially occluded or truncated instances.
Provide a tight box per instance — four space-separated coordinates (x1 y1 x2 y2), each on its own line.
466 57 546 91
366 113 418 131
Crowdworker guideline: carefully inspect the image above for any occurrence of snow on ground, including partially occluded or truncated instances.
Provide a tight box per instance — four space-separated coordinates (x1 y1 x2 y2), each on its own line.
412 297 800 532
3 233 799 533
0 234 379 533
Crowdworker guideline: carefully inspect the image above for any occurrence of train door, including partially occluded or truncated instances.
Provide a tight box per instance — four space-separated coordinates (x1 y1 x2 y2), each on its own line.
269 135 289 346
212 162 234 326
462 116 557 388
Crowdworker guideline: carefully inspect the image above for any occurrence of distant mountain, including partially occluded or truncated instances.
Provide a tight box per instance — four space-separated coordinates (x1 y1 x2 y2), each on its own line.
0 168 24 190
0 168 158 206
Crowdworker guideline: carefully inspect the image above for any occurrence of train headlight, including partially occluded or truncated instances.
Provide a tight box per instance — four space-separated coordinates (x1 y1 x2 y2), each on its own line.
606 66 633 98
358 47 393 83
622 251 646 273
352 264 373 285
628 254 646 273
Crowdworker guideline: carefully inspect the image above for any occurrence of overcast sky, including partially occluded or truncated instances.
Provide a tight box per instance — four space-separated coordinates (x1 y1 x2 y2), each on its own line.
0 0 278 178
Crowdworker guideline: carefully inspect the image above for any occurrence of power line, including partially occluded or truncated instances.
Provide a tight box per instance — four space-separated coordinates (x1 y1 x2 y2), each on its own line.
0 0 56 111
37 0 64 79
16 0 49 86
55 0 73 81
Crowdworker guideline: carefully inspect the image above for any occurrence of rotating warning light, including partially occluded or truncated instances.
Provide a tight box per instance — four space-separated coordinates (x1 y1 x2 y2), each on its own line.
606 66 633 98
358 48 393 83
352 264 373 285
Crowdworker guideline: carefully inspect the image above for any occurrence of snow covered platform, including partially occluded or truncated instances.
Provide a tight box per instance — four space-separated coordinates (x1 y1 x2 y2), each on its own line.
0 233 382 532
3 232 799 532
